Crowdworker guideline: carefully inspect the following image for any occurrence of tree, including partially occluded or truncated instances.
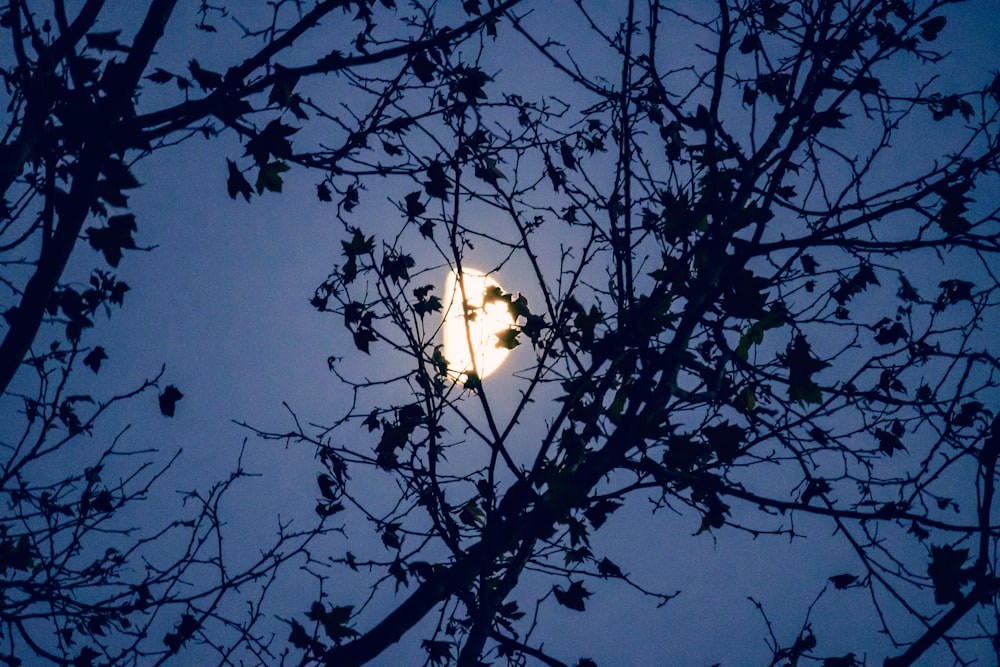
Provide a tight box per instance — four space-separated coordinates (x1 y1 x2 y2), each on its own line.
2 0 1000 665
0 1 512 663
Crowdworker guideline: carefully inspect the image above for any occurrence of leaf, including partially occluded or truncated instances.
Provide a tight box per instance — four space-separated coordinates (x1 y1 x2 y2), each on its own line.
83 346 107 373
597 557 623 578
897 276 920 302
317 474 338 500
424 161 449 199
158 385 183 417
934 279 974 312
553 580 591 611
874 320 907 345
909 521 930 541
341 184 360 212
422 639 453 665
703 421 745 463
583 499 622 529
784 335 830 405
86 214 138 267
920 16 946 41
828 573 858 589
188 59 222 90
410 50 435 83
801 478 831 504
86 31 130 52
226 160 252 201
146 68 174 84
353 328 377 354
875 426 906 457
382 252 415 283
341 228 375 258
255 161 290 194
288 619 322 654
495 327 521 350
739 33 761 54
951 401 983 428
268 65 301 109
404 191 426 220
800 254 818 274
244 120 298 165
306 602 359 644
928 544 971 604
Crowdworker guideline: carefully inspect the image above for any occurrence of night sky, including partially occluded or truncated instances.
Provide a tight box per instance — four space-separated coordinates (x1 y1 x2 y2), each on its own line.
3 1 1000 664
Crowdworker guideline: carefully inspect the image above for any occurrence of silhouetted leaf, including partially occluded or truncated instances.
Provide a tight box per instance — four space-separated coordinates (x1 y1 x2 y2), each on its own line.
553 580 591 611
951 401 984 427
703 422 746 463
353 328 377 354
920 16 946 41
597 557 623 578
86 214 137 267
83 346 107 373
289 619 322 654
801 478 831 504
410 50 435 83
423 639 452 665
874 319 907 345
424 162 449 199
583 499 622 529
934 279 974 312
341 184 360 212
495 327 521 350
86 31 129 52
909 521 930 541
306 602 359 644
829 573 858 589
226 160 252 201
146 68 174 84
269 65 301 108
188 59 222 90
158 385 183 417
244 120 298 165
739 33 761 53
784 335 830 404
928 544 970 604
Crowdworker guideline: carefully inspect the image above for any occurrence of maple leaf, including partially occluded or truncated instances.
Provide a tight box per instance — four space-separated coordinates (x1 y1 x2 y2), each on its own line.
783 335 830 404
553 580 591 611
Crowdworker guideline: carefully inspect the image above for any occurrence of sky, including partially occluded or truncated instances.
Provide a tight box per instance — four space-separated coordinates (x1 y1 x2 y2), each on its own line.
4 1 1000 664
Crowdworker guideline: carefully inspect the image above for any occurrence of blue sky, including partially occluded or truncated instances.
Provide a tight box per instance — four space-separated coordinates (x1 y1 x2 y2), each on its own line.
4 1 1000 664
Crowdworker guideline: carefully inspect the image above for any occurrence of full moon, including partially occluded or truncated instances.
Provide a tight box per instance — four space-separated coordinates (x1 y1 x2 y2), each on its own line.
442 268 515 382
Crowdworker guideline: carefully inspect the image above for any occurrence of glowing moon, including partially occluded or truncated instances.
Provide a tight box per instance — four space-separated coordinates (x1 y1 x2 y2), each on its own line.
442 268 515 382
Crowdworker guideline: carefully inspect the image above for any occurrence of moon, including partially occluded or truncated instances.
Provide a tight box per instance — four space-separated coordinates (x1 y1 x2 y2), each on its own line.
441 268 515 382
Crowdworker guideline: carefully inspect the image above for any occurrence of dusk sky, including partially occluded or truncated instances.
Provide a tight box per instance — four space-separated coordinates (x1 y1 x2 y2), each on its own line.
3 1 1000 664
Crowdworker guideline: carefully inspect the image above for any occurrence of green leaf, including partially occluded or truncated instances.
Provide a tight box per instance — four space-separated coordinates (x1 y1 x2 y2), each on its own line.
268 65 301 108
255 161 289 194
